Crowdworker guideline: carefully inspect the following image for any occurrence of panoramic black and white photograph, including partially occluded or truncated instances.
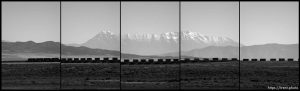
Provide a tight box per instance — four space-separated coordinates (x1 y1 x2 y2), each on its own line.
120 2 180 90
2 1 61 90
60 2 120 89
240 2 299 90
181 2 239 90
1 1 299 90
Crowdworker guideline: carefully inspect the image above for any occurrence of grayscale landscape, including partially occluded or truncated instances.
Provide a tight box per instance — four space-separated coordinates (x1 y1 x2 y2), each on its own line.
1 1 299 90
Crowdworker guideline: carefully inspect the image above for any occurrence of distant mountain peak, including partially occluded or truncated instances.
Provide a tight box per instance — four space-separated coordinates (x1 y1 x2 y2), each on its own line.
25 40 36 43
181 31 232 41
99 30 114 35
93 30 235 41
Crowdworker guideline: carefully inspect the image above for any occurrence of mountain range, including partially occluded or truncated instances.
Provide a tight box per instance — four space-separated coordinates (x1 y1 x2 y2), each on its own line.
80 31 239 55
239 43 298 59
78 31 298 59
2 31 298 61
1 41 141 61
165 44 298 59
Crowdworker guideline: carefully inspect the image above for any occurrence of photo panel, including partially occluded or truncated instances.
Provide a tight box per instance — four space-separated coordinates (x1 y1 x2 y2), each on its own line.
2 1 299 90
61 2 120 90
181 1 239 90
240 1 299 90
1 2 60 90
121 2 180 90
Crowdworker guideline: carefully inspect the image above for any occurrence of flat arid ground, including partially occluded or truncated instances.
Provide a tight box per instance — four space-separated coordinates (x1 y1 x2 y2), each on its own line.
121 64 180 90
1 61 299 90
181 61 239 90
61 63 120 90
1 62 60 90
240 61 299 90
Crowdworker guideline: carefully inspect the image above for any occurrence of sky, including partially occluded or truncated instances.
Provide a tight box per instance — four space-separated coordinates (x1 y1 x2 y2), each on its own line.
2 1 298 46
121 2 179 55
62 2 120 44
2 2 60 43
241 2 299 46
182 2 239 42
121 2 179 34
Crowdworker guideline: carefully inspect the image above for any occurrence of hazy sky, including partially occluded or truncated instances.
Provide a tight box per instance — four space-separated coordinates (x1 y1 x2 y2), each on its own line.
241 2 299 46
120 2 179 56
121 2 179 34
62 2 120 44
2 2 60 43
182 2 239 42
3 1 298 46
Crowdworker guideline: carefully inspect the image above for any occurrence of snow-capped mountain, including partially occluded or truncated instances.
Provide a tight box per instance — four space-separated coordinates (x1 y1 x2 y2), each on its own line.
181 31 239 51
82 30 120 51
79 30 239 56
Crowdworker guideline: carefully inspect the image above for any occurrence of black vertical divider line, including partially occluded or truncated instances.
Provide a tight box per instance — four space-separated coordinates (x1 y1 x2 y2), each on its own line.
179 1 181 90
0 4 2 83
298 1 300 86
119 1 122 90
294 1 300 86
0 0 1 58
59 1 62 90
59 1 62 89
238 1 241 90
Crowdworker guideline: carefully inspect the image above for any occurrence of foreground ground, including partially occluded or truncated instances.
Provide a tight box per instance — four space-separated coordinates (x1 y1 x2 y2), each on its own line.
1 61 299 90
